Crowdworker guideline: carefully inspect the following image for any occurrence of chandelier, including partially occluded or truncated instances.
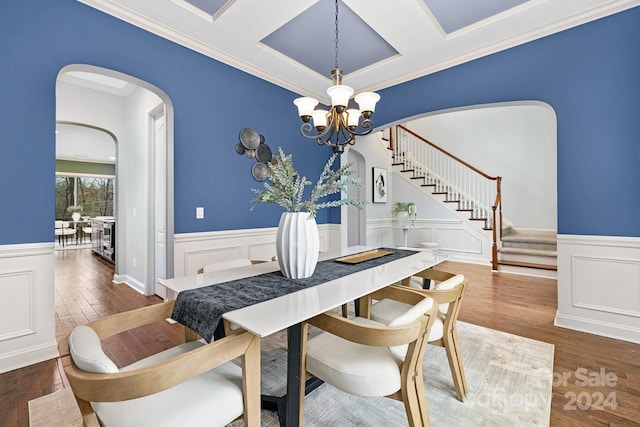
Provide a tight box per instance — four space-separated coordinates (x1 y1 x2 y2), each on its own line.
293 0 380 155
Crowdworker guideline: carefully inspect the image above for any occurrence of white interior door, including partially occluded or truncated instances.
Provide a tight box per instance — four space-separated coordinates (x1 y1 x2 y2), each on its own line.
152 110 167 298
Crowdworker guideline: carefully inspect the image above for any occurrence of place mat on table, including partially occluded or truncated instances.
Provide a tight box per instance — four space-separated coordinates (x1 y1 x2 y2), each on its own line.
171 248 417 342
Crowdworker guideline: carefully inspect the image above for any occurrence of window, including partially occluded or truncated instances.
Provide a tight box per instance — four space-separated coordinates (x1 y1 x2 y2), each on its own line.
55 175 115 218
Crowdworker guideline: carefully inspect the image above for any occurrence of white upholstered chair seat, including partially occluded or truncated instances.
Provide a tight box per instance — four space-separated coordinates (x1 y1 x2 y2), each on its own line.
306 316 404 397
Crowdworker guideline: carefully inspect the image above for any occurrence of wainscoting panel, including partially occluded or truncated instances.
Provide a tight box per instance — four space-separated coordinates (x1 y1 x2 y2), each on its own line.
173 224 341 278
366 218 491 264
572 256 640 317
556 234 640 343
0 270 35 341
0 243 57 373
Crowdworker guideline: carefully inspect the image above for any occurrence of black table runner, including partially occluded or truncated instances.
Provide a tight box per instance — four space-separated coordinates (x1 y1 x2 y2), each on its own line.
170 248 417 342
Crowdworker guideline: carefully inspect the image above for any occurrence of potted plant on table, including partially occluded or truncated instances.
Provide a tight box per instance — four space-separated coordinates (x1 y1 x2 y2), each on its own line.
251 147 366 278
66 205 83 222
392 202 416 227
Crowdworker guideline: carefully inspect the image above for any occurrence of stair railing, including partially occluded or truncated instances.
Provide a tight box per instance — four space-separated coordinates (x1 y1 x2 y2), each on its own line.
391 125 503 269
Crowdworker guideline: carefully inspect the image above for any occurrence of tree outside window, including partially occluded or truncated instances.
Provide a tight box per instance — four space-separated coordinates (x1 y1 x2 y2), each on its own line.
55 175 115 218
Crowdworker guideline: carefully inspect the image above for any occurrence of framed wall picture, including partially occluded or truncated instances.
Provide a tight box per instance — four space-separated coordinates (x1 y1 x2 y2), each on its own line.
372 167 387 203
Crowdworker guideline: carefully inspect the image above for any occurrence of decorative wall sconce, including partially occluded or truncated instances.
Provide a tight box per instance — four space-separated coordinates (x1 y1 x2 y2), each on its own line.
236 128 273 181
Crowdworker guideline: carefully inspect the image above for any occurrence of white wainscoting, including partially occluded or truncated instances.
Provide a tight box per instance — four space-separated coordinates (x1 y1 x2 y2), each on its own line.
365 218 491 264
173 224 341 278
0 243 57 373
556 234 640 344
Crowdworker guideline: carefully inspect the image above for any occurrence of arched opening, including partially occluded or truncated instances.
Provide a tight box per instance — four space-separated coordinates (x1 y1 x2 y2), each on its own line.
56 64 175 296
341 101 557 264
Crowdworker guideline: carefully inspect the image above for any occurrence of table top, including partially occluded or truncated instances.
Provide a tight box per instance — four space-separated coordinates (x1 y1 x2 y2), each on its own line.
222 246 445 338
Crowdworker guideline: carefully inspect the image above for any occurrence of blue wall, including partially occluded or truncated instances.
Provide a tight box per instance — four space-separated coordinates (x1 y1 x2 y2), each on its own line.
376 7 640 237
0 0 334 245
1 2 638 246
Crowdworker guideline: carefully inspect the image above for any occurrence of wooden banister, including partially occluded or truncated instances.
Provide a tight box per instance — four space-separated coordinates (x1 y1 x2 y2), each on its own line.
393 125 503 269
398 125 499 181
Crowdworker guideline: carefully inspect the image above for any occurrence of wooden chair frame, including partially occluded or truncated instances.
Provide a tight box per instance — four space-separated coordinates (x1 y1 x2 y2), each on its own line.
59 301 261 427
398 269 469 401
301 285 438 427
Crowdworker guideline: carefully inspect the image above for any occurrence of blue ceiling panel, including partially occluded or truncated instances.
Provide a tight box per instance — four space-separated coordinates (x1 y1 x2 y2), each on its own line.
424 0 529 33
184 0 229 16
261 0 397 77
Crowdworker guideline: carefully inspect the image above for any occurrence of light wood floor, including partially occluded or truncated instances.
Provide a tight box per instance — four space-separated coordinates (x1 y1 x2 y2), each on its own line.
2 249 639 426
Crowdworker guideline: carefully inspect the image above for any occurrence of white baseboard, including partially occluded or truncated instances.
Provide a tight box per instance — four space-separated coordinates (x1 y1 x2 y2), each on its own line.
113 274 146 294
0 340 59 374
555 312 640 344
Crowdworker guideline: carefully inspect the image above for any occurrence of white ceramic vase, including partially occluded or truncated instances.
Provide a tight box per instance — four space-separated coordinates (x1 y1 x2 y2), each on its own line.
396 211 409 227
72 212 81 222
276 212 319 279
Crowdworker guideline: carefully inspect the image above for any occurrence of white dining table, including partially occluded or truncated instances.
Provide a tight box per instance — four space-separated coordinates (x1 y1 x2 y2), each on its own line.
160 246 445 427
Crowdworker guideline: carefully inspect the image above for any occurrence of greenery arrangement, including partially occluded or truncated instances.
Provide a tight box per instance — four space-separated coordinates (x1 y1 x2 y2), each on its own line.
66 205 83 214
391 202 415 216
251 147 367 218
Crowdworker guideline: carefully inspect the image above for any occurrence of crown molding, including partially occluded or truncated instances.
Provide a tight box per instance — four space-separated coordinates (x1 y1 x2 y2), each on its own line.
371 0 640 92
78 0 639 96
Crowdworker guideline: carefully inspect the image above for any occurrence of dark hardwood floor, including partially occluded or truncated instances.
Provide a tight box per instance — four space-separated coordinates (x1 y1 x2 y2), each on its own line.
2 249 639 426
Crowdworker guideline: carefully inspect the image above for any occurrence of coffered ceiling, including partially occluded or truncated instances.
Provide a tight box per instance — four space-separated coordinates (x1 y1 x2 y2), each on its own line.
79 0 637 103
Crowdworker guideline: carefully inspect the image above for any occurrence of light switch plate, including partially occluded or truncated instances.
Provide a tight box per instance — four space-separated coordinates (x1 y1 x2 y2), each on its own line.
196 207 204 219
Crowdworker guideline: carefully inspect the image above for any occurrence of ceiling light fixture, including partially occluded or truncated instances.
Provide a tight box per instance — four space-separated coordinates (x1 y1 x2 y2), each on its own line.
293 0 380 155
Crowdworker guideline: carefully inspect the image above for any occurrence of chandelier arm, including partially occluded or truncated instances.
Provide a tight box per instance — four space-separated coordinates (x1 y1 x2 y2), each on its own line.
320 125 338 148
299 122 330 142
347 118 375 137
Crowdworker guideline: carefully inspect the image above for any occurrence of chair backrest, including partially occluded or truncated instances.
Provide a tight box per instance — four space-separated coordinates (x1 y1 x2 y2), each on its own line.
198 258 253 274
62 301 261 427
55 220 69 229
387 295 435 360
432 274 464 316
69 325 119 373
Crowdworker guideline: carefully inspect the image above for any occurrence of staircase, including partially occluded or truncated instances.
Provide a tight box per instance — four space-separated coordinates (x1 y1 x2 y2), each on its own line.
387 126 557 276
498 228 557 277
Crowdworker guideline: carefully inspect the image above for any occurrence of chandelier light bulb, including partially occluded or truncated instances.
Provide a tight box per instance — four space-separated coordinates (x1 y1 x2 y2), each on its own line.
294 97 319 122
354 92 380 117
346 109 360 129
312 109 328 130
326 84 354 110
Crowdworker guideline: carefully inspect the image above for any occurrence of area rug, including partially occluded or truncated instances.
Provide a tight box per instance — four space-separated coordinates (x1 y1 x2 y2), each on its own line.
229 321 554 426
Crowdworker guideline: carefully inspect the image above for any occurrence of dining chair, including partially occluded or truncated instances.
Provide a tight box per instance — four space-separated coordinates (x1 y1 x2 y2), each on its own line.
59 301 261 427
197 258 254 274
55 220 76 247
369 270 469 401
196 258 266 335
300 285 438 427
81 224 92 244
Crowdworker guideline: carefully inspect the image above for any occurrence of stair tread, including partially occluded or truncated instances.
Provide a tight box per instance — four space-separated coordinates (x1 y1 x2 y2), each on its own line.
502 230 557 244
500 247 557 256
498 260 558 271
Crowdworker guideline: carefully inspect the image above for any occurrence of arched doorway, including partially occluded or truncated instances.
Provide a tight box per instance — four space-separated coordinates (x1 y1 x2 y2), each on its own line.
56 64 175 295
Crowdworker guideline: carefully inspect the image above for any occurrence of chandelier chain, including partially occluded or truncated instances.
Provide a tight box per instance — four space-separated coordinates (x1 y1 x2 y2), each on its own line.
334 0 339 69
